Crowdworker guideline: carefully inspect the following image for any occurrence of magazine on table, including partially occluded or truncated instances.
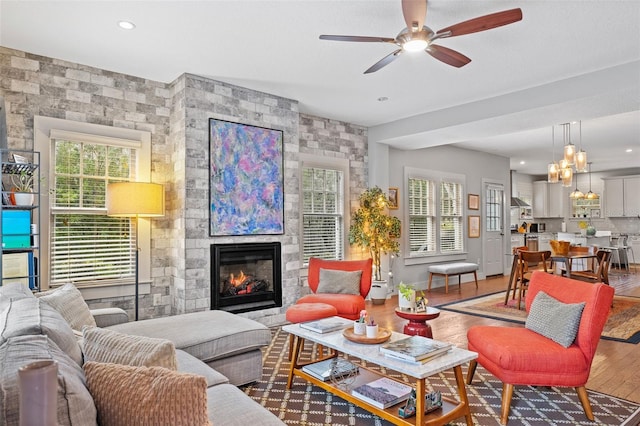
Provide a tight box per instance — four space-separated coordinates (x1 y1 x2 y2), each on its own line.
379 335 453 362
383 347 451 365
301 358 359 381
299 316 352 334
351 377 413 409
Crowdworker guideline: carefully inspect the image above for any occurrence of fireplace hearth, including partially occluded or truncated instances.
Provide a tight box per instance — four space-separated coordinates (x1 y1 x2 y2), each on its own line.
211 242 282 314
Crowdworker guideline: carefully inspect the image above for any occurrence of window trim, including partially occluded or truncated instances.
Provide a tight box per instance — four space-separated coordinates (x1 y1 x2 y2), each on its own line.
299 154 350 266
34 116 152 292
403 166 467 264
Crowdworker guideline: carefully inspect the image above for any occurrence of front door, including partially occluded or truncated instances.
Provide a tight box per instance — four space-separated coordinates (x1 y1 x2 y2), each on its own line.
484 182 505 276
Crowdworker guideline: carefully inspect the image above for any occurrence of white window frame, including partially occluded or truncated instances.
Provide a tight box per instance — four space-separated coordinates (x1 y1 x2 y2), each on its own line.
404 167 466 265
34 116 151 298
299 154 350 266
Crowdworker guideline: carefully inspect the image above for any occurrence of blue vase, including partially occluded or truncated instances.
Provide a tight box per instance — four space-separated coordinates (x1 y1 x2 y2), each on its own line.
586 225 596 236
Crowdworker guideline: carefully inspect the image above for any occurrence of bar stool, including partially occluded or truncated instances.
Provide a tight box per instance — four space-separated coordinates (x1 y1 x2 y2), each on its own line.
604 235 634 272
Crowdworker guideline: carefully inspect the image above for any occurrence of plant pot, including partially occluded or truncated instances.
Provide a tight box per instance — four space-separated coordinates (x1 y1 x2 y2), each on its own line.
366 324 379 338
12 192 34 206
398 289 416 311
353 322 366 335
369 281 388 305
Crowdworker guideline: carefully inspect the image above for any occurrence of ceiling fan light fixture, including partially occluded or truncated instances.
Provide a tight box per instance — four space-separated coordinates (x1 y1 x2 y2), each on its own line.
403 38 429 52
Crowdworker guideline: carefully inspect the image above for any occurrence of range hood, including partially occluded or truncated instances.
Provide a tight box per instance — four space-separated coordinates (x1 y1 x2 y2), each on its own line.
511 197 530 207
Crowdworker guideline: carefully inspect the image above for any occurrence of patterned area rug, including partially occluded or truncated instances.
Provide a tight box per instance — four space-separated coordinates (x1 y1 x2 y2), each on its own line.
438 292 640 343
243 328 640 425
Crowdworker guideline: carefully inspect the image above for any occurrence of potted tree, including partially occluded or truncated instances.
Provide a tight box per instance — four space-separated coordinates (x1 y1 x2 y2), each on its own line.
349 186 401 304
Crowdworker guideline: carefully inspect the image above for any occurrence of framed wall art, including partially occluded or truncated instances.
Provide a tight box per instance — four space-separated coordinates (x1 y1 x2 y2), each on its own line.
468 194 479 210
209 118 284 236
468 215 480 238
388 187 399 209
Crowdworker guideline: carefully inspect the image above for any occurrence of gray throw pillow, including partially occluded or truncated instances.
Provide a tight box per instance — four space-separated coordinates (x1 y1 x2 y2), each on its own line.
316 269 362 295
525 291 585 348
36 283 97 332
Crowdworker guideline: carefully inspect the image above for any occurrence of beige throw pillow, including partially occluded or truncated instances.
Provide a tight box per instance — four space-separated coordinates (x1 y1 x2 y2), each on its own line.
82 326 177 370
36 283 96 332
316 268 362 295
83 362 211 426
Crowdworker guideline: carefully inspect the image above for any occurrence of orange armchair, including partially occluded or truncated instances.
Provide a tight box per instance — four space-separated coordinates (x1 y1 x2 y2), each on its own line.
466 271 614 424
296 257 373 320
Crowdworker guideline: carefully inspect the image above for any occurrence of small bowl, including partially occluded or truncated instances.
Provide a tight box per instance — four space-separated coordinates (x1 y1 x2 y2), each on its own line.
550 240 570 256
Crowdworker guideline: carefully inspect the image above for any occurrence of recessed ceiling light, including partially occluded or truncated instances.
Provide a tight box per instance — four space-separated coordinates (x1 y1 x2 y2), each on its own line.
377 97 389 102
519 161 525 165
626 149 633 153
118 20 136 30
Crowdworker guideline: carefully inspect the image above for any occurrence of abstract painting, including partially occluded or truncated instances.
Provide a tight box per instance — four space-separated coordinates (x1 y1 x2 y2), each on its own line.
209 119 284 236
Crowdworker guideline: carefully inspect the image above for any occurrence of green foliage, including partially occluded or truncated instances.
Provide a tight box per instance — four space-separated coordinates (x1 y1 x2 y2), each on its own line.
348 186 401 281
10 170 36 192
398 282 415 301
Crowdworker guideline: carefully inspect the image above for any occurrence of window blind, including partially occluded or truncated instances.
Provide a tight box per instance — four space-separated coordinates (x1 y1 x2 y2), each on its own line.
440 181 463 252
408 178 436 255
302 167 344 262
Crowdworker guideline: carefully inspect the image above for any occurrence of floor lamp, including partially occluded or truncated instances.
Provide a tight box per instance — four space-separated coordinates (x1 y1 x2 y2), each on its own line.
106 182 165 321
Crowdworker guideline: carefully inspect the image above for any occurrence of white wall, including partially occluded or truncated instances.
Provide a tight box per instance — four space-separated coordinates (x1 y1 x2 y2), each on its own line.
387 145 510 290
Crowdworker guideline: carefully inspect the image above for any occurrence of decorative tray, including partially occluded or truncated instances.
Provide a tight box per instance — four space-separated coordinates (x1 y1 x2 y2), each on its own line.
342 327 391 344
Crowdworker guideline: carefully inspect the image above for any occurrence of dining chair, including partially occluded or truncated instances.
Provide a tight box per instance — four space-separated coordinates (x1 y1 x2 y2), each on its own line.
516 250 551 309
570 249 611 285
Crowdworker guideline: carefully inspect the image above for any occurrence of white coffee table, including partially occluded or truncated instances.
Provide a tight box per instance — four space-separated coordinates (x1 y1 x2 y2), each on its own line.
283 320 477 426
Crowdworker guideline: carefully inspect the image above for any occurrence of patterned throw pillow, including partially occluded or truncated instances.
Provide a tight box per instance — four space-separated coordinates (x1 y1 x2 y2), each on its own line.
525 291 586 348
316 269 362 295
82 326 177 370
36 283 97 332
83 362 211 426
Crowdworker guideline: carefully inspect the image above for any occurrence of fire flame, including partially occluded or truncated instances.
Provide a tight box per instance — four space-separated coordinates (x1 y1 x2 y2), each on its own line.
229 271 247 287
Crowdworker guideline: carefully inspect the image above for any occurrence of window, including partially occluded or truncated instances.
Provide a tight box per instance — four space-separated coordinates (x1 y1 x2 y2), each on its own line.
485 184 503 232
406 168 465 257
50 139 135 284
34 117 151 290
300 155 348 264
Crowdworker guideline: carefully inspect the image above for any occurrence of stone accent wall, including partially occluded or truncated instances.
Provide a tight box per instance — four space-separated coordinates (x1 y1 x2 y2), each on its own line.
0 46 368 325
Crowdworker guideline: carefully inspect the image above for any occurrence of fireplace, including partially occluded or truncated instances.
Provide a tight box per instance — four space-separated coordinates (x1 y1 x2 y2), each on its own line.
211 242 282 314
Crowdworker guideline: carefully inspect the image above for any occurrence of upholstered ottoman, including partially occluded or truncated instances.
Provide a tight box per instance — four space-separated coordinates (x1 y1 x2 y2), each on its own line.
427 262 479 294
108 310 271 386
285 302 338 360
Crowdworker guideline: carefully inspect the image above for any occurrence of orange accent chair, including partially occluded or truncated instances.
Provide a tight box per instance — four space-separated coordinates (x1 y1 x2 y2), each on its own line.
466 271 614 425
296 257 373 320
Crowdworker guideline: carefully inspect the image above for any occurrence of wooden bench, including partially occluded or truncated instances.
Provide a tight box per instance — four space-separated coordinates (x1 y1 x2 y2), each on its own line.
427 262 479 294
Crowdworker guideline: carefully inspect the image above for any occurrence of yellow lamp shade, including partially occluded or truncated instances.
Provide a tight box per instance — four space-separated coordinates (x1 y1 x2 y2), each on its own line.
106 182 165 217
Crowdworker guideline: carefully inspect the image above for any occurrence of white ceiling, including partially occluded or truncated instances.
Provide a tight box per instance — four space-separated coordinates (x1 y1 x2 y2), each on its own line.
1 0 639 175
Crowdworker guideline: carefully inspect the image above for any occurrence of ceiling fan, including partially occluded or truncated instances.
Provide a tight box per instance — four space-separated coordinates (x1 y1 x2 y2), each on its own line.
319 0 522 73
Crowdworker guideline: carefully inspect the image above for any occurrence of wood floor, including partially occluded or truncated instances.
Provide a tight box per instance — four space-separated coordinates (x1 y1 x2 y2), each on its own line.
365 268 640 404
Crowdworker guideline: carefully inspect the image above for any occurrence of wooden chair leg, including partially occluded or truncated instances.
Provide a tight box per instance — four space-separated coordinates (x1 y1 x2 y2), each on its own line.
576 386 594 421
427 272 433 291
473 271 478 289
458 274 462 292
466 359 478 384
500 383 514 425
444 275 449 294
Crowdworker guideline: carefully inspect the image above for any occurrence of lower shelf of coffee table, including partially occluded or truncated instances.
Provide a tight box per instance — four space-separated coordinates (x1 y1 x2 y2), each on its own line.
292 362 469 426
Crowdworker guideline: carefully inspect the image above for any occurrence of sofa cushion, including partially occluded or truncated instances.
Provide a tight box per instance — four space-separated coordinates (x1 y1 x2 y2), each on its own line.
0 298 83 366
84 362 211 426
82 326 177 370
525 291 585 348
107 310 271 363
316 268 362 295
176 349 228 387
0 335 97 426
36 283 96 332
0 282 35 312
207 383 284 425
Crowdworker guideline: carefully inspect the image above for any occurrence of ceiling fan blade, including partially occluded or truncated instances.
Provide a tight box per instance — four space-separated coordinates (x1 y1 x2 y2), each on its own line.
435 8 522 38
402 0 427 32
426 45 471 68
364 49 403 74
320 35 396 43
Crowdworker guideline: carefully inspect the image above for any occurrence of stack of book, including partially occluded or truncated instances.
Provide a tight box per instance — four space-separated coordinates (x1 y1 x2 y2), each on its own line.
379 335 453 364
299 316 352 334
301 358 359 381
351 377 413 409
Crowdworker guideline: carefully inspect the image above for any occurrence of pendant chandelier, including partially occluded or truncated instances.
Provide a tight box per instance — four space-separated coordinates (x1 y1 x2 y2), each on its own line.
551 121 589 186
585 162 599 200
547 126 559 183
575 121 588 172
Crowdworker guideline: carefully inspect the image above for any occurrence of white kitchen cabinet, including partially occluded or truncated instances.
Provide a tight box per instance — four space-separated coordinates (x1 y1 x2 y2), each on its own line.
603 175 640 217
533 181 566 218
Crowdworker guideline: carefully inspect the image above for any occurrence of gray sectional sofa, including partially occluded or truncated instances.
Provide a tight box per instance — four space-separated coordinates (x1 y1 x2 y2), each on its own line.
0 283 284 425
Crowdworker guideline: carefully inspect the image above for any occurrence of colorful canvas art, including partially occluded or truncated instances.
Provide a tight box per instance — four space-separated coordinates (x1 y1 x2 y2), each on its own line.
209 119 284 236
